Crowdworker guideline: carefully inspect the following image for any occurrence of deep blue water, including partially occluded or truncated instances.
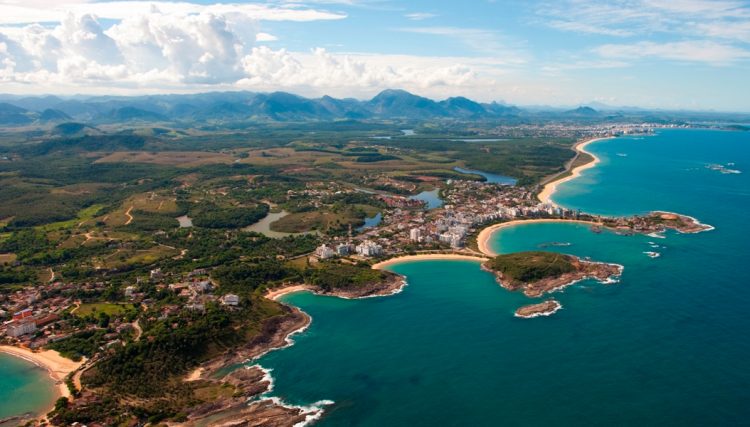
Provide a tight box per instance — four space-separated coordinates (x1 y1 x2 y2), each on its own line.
255 128 750 426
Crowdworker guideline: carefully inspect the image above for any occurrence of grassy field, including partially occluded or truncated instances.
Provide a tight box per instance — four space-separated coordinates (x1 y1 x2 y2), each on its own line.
94 151 236 166
37 204 105 232
270 210 363 233
74 302 136 317
94 245 180 270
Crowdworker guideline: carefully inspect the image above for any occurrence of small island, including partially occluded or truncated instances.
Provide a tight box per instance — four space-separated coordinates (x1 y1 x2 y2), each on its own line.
483 251 623 297
515 300 562 318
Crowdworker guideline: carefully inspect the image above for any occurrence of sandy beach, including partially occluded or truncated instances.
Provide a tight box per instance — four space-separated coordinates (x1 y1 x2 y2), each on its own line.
0 345 83 400
264 284 314 301
538 137 613 206
371 253 488 269
477 219 600 256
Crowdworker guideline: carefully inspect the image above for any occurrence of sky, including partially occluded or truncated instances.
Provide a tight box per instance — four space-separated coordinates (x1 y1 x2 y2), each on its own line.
0 0 749 111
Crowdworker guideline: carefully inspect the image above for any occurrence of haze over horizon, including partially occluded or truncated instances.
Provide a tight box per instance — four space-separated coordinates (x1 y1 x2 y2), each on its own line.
1 0 750 112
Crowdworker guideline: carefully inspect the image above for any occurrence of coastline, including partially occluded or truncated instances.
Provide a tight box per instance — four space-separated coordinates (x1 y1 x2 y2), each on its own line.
371 253 488 269
477 219 601 256
265 284 314 301
0 345 83 411
537 137 613 206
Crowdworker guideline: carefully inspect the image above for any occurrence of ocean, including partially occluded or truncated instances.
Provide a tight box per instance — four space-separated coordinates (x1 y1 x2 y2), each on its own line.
0 353 56 422
256 129 750 426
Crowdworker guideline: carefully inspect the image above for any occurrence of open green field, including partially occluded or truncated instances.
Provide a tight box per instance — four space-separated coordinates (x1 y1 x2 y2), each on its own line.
74 302 137 317
37 204 105 232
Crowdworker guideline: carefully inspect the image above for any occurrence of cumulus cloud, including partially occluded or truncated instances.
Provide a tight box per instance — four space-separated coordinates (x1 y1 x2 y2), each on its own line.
0 4 510 99
0 1 347 25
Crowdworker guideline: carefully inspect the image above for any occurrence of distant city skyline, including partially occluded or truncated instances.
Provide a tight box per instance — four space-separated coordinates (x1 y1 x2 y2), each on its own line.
1 0 749 111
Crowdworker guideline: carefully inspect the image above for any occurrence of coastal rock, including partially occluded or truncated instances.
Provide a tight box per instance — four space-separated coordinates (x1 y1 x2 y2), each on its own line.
646 212 713 234
515 300 562 318
185 308 314 425
484 252 622 298
201 399 309 427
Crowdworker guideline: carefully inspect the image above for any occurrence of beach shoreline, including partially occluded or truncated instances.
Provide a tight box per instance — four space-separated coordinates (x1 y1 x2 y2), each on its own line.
0 345 83 415
537 137 613 206
477 219 600 256
371 253 488 269
265 284 315 301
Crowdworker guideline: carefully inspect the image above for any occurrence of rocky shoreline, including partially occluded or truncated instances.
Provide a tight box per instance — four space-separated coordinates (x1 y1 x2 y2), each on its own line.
265 274 406 301
515 300 562 318
483 256 623 298
181 274 405 426
182 306 315 426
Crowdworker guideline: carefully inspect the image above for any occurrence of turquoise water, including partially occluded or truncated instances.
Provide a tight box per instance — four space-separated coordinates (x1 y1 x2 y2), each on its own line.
0 353 57 421
256 128 750 426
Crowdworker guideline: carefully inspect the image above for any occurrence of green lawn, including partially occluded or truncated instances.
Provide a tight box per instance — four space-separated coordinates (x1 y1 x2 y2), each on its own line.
74 302 135 317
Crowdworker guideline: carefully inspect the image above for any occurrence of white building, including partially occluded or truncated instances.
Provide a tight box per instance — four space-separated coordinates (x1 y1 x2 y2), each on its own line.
355 240 383 257
315 244 336 259
124 286 136 298
6 320 36 337
409 228 422 242
222 294 240 306
336 243 351 256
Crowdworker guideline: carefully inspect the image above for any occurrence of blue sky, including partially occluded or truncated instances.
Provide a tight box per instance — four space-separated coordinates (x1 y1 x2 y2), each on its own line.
0 0 749 111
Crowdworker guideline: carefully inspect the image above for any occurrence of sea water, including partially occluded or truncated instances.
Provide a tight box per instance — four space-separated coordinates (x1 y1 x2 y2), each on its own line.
0 353 57 421
255 128 750 426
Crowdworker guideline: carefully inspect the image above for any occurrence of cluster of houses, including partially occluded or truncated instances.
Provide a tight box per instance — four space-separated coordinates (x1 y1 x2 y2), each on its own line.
310 177 587 260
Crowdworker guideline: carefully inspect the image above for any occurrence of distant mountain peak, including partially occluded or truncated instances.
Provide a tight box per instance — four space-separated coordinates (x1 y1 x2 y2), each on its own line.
565 106 599 116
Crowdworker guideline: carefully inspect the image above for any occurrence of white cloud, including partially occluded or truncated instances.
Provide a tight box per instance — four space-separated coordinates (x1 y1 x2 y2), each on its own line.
0 4 517 101
538 0 750 43
593 40 750 64
0 1 347 25
256 32 278 42
405 12 437 21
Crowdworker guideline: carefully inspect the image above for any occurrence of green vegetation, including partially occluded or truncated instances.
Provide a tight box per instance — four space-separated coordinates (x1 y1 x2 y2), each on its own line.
48 329 109 361
188 202 269 229
74 302 136 317
58 300 286 424
306 261 394 292
487 251 575 284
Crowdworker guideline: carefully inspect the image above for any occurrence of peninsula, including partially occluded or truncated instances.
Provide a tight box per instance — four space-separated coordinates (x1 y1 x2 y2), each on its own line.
483 251 623 298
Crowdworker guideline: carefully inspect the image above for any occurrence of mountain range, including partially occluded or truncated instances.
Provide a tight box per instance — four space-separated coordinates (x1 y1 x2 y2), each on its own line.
0 89 747 127
0 89 526 125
